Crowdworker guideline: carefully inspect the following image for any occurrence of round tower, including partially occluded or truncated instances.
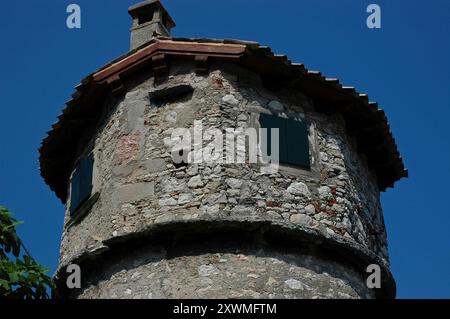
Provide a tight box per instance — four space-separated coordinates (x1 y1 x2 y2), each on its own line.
40 0 407 299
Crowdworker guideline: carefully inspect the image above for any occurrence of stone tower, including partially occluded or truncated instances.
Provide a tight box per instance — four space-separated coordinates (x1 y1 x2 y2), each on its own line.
40 0 407 299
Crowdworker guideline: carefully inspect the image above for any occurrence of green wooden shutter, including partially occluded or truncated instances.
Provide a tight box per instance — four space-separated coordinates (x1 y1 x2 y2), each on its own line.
79 154 93 205
285 119 310 169
260 113 288 162
69 167 81 215
275 116 288 163
260 113 282 159
260 113 310 169
70 153 94 216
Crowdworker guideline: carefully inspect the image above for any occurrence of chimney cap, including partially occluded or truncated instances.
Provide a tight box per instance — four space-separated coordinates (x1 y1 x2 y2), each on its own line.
128 0 176 29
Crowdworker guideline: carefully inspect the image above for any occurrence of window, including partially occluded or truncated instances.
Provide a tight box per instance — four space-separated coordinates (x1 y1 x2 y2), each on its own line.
149 84 194 108
70 153 94 216
137 11 154 25
259 113 310 169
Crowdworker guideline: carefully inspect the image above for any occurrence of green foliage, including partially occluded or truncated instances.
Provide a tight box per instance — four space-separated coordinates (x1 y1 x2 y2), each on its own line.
0 206 54 299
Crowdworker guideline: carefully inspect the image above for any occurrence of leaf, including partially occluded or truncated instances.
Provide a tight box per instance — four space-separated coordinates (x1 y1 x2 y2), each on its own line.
0 205 54 299
0 279 10 291
8 271 19 283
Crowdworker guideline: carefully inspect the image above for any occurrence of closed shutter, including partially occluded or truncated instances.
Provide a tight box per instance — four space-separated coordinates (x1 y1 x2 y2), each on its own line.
79 153 94 206
260 113 288 162
260 113 310 169
70 153 94 216
285 118 310 168
69 167 81 215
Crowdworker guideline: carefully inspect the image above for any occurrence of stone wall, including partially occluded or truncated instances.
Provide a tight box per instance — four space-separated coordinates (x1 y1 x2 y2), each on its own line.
57 61 390 298
73 235 374 299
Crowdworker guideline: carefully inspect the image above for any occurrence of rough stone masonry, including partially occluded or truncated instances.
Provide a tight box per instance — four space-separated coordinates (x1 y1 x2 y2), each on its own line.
39 0 407 299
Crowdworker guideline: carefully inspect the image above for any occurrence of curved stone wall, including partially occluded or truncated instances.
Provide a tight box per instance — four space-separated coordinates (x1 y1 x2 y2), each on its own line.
56 62 392 298
74 234 375 299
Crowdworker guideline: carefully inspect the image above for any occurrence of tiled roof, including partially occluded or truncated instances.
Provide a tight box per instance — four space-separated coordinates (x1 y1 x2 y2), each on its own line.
39 37 407 202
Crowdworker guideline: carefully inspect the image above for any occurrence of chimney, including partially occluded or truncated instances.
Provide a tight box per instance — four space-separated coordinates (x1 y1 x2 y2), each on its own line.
128 0 176 50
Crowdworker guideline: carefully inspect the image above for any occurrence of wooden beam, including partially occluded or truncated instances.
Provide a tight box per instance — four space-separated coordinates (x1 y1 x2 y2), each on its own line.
93 41 246 83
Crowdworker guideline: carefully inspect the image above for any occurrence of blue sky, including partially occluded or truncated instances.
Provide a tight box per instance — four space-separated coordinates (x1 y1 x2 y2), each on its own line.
0 0 449 298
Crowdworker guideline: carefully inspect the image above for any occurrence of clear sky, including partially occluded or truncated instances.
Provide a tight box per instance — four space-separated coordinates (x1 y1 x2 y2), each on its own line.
0 0 449 299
